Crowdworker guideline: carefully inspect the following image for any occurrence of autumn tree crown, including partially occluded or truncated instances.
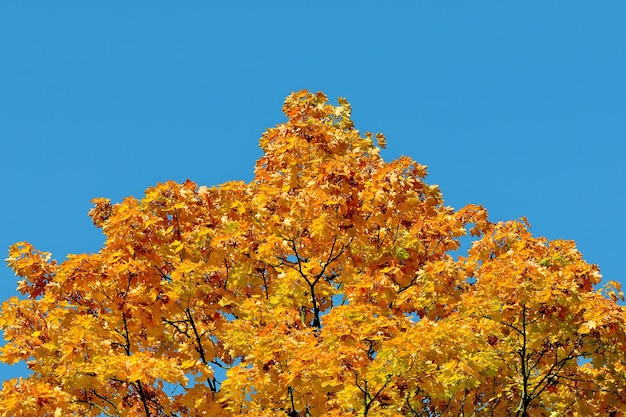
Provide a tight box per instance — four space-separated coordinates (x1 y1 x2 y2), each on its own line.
1 91 624 416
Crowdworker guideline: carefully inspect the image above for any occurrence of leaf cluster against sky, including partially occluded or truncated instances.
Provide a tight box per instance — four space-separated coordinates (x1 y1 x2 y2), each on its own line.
1 3 625 386
0 92 624 416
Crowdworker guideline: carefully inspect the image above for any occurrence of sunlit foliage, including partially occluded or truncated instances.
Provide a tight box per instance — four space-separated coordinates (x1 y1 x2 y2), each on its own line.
1 91 625 416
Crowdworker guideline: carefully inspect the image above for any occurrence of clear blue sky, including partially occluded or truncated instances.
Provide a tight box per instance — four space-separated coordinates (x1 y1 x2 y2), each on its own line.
1 2 625 381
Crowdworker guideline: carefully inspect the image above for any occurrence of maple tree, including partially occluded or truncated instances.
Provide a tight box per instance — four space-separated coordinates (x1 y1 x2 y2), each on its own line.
1 91 625 417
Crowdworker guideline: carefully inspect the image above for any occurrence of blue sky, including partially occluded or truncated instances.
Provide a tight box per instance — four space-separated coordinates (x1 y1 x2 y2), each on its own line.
1 3 624 381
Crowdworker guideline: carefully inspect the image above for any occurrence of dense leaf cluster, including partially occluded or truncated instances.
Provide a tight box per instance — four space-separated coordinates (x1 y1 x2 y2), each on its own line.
1 91 625 416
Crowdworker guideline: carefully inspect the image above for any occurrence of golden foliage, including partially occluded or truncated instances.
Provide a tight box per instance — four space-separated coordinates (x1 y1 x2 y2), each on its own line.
1 91 625 416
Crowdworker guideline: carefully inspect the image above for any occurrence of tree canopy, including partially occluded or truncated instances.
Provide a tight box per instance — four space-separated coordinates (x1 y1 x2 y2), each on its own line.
1 91 625 416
